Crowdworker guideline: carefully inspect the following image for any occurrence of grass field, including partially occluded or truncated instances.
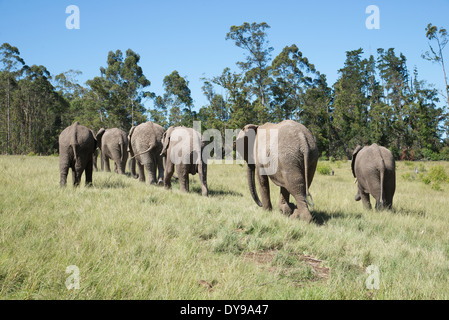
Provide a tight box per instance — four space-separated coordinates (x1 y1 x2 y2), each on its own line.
0 155 448 299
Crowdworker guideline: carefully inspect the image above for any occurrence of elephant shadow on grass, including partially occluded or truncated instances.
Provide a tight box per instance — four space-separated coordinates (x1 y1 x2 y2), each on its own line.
190 184 243 197
311 206 425 225
311 210 362 226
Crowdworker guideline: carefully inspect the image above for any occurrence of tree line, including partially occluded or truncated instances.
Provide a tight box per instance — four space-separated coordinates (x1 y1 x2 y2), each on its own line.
1 22 448 160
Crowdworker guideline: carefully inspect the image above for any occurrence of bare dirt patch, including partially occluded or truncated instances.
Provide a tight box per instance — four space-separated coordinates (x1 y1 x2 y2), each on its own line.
243 250 330 286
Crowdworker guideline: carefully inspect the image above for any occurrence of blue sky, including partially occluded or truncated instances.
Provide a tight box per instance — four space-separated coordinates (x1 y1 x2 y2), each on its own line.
1 0 448 112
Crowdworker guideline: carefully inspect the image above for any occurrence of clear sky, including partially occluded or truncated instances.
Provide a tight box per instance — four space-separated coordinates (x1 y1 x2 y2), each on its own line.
1 0 448 112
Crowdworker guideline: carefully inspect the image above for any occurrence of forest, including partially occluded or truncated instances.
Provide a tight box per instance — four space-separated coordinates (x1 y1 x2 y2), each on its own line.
0 22 448 160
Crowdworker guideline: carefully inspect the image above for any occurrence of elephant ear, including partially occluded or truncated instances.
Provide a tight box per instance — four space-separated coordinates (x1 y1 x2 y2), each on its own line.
351 145 363 178
236 124 258 163
96 128 106 150
161 126 175 157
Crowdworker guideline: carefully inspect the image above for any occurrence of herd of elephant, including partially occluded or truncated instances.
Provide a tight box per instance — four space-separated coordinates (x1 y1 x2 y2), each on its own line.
58 120 396 222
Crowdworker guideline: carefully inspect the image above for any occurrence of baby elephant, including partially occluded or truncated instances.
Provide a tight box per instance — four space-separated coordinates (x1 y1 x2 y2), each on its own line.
351 143 396 210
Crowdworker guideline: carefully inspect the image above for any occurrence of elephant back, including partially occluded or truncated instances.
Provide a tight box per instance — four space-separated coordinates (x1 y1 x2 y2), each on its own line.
129 122 165 161
103 128 128 148
60 123 94 148
59 122 96 161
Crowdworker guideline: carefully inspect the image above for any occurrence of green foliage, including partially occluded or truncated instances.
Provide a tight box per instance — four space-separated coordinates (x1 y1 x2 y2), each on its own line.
162 70 194 127
404 161 413 167
86 49 152 131
226 22 273 124
403 163 448 191
316 162 333 175
440 147 449 161
422 23 449 108
426 165 449 183
401 172 415 181
1 21 448 158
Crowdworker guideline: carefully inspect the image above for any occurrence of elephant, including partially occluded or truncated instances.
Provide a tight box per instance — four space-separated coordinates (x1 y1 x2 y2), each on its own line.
128 121 165 185
160 126 208 196
93 148 99 171
236 120 318 222
59 122 98 187
96 128 128 175
351 143 396 210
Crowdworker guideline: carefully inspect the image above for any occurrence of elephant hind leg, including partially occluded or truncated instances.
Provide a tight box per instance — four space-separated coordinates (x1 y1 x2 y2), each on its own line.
73 160 83 187
289 198 313 222
137 162 145 183
85 158 93 187
59 159 70 187
256 168 272 211
104 156 111 172
360 190 372 210
144 160 157 185
164 162 174 190
157 155 164 185
198 162 208 197
177 167 189 193
279 187 294 216
284 175 313 222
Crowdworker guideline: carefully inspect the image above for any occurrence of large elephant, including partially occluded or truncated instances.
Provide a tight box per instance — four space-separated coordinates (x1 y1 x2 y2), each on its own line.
59 122 98 187
160 126 208 196
351 143 396 210
96 128 128 175
236 120 318 222
128 121 165 185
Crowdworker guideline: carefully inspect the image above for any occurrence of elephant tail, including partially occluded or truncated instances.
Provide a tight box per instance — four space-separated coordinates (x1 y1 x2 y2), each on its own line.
120 140 127 167
303 147 314 208
70 125 79 165
247 163 263 207
129 145 153 160
378 159 386 209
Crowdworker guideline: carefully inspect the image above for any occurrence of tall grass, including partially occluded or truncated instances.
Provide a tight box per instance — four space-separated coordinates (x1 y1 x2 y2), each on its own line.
0 156 448 299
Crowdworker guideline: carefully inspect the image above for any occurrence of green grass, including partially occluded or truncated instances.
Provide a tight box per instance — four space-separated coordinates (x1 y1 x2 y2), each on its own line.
1 156 449 299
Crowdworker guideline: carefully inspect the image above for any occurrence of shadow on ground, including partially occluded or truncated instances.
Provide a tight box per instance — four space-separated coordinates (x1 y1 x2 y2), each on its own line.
191 185 243 197
312 210 361 225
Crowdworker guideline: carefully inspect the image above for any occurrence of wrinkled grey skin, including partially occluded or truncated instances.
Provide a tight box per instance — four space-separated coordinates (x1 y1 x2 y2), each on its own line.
96 128 128 175
236 120 318 222
59 122 98 187
128 121 165 185
352 143 396 210
160 126 208 196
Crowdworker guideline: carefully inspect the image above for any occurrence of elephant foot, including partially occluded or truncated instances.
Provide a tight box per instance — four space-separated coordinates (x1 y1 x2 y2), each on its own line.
157 179 164 186
280 203 295 216
355 192 361 201
290 208 313 223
